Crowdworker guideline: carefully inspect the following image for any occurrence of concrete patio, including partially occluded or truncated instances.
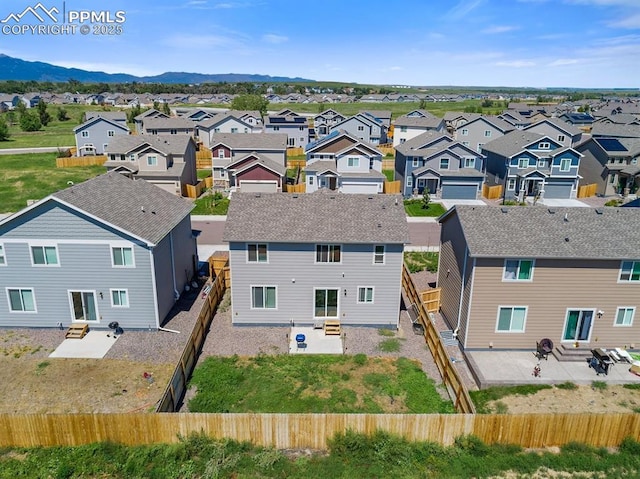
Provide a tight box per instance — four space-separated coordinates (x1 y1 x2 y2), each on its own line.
466 350 640 388
49 330 120 359
288 327 343 354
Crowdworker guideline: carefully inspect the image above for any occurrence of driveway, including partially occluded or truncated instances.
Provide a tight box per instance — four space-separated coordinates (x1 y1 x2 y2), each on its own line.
537 198 589 207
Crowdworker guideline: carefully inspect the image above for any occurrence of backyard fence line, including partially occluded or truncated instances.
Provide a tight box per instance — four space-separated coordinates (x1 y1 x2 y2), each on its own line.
381 158 395 170
482 183 503 200
401 264 476 414
156 266 227 412
1 412 640 449
577 183 597 198
56 156 107 168
383 180 401 194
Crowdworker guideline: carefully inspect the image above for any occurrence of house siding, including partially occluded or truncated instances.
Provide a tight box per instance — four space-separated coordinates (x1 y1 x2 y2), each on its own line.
466 258 640 349
229 242 403 327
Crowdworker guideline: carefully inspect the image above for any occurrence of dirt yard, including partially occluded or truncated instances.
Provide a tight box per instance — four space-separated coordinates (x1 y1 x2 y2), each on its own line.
487 384 640 414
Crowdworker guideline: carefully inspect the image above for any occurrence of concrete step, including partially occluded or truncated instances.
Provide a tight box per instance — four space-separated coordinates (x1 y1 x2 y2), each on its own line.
551 344 592 362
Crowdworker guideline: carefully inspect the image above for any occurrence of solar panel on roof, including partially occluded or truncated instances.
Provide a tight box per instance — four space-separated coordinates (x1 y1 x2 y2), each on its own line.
596 138 628 152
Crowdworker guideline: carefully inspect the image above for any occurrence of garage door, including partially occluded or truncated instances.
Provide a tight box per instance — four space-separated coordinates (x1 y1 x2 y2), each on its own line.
341 182 380 194
441 184 478 200
239 180 278 193
543 182 573 199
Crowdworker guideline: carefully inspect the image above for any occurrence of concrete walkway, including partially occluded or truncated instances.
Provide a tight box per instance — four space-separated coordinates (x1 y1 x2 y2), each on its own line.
466 350 640 388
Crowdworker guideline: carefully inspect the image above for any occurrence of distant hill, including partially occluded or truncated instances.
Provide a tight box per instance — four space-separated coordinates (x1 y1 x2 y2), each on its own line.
0 54 314 84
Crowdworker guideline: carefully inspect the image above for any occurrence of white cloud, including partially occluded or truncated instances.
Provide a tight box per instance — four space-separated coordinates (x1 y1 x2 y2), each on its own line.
548 58 580 66
608 13 640 28
213 2 253 8
481 25 518 34
494 60 536 67
444 0 485 20
262 34 288 44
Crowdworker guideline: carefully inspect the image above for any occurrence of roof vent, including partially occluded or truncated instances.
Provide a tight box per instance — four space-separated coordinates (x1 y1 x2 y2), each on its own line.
500 207 508 213
548 208 556 214
565 237 570 242
377 223 382 228
368 195 373 200
255 193 261 198
292 194 298 198
595 208 603 215
564 213 569 222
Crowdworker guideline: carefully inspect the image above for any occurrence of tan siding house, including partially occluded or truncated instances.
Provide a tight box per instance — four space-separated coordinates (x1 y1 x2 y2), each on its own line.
438 206 640 352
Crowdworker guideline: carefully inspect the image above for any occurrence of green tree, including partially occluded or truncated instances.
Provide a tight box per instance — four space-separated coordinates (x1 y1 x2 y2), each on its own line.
5 111 16 125
231 94 269 118
57 107 69 121
0 117 10 141
153 100 160 110
162 102 171 116
421 188 431 209
127 104 142 123
19 111 42 131
37 100 51 126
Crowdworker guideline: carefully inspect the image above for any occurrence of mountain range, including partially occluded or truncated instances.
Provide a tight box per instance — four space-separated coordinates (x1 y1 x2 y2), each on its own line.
0 54 314 84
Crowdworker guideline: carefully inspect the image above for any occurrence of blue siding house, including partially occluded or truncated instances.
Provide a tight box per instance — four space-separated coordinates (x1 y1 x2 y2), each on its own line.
73 116 130 156
394 132 485 199
482 131 583 201
0 173 197 331
223 192 409 327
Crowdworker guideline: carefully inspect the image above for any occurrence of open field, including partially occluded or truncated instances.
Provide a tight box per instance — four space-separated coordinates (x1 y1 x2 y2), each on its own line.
0 152 105 213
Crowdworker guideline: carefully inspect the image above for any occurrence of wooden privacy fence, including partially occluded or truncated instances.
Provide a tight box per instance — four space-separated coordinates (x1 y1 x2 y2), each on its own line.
577 183 597 198
2 412 640 449
383 180 401 194
56 156 107 168
184 179 209 199
287 147 305 157
381 157 395 170
378 145 395 157
420 288 441 313
287 159 306 169
196 146 213 169
156 268 227 412
402 264 475 414
284 183 306 193
482 183 503 200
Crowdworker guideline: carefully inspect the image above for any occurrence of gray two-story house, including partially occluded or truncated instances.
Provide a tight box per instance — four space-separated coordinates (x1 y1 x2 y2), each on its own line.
331 113 387 146
393 110 445 147
264 110 310 148
141 117 195 136
0 172 196 330
577 137 640 196
314 109 347 137
223 191 409 327
482 131 583 201
454 115 515 154
395 132 485 199
73 116 130 156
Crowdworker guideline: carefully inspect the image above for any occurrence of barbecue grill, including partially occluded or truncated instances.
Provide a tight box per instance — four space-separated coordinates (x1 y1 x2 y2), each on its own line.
587 348 614 376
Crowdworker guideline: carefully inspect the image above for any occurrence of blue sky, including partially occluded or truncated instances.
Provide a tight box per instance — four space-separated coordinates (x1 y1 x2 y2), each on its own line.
1 0 639 88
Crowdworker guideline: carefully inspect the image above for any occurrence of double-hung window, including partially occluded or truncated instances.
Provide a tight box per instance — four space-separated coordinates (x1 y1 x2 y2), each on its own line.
0 244 5 265
496 306 527 332
31 245 59 266
112 246 134 267
615 307 635 326
347 157 359 167
439 158 449 170
251 286 276 309
247 243 267 263
7 288 36 312
316 244 341 263
559 158 571 172
620 261 640 282
373 245 385 264
503 259 534 281
111 289 129 308
463 158 475 168
518 158 529 169
147 155 158 166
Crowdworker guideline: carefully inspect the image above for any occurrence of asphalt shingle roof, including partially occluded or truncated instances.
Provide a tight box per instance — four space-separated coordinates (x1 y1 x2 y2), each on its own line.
442 205 640 260
480 131 544 157
210 133 287 150
53 172 193 245
106 134 192 156
224 191 409 244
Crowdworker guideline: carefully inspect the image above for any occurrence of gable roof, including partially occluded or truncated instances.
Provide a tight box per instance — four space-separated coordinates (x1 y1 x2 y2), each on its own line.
395 131 454 156
456 115 515 133
105 134 193 156
198 112 254 130
134 109 168 121
210 132 287 150
228 153 286 176
224 191 409 244
394 114 444 129
591 123 640 139
84 111 127 122
0 172 193 246
73 116 130 133
524 117 582 136
143 117 195 130
480 131 545 157
440 205 640 260
306 130 380 156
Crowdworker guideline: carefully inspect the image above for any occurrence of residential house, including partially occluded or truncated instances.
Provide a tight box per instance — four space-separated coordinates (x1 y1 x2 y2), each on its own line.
314 109 347 137
443 112 482 134
134 109 169 134
393 110 446 147
482 131 582 201
104 134 198 195
361 110 392 129
196 113 258 148
438 205 640 351
264 109 310 149
395 132 485 199
559 112 595 132
591 123 640 140
454 115 515 154
223 191 409 327
576 137 640 196
330 113 387 146
225 153 286 193
141 117 195 136
73 116 130 156
209 133 288 189
523 118 583 148
181 109 216 122
305 130 385 194
0 172 197 330
84 110 128 125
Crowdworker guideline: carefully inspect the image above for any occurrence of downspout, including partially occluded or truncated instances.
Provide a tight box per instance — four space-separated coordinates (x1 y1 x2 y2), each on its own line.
455 244 469 335
169 231 179 300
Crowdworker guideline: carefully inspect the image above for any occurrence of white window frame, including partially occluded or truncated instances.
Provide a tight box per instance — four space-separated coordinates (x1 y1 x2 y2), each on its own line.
495 306 527 333
507 178 516 190
251 285 277 309
147 155 158 166
315 244 341 264
231 128 238 133
412 158 419 167
539 142 551 150
111 245 135 268
558 135 565 142
373 245 385 264
559 158 571 172
110 289 129 308
347 157 360 168
439 158 450 170
247 243 268 263
107 130 115 137
30 244 59 267
129 153 136 162
461 128 468 136
484 130 492 137
0 244 5 266
217 148 225 158
615 307 635 327
6 287 37 313
463 158 475 168
406 176 413 187
308 175 314 185
502 259 534 281
537 159 546 168
619 261 640 282
357 286 374 304
81 130 89 138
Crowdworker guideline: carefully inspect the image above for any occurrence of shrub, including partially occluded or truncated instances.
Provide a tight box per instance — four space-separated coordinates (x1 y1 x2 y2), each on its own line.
378 338 402 352
0 117 9 141
555 381 578 390
19 111 42 131
605 199 623 207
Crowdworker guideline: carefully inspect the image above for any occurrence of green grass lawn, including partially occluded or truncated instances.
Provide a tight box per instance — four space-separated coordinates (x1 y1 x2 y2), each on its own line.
404 199 446 216
188 354 454 413
0 104 109 149
404 252 439 273
2 432 640 478
197 169 211 180
192 194 229 215
0 153 105 213
383 169 395 182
